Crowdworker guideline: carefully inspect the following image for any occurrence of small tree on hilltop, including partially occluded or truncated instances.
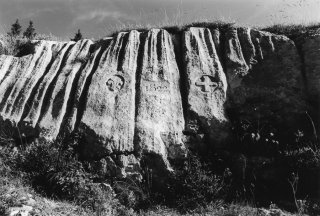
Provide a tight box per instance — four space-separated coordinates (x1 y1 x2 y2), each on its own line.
71 29 83 42
23 21 36 39
8 19 22 37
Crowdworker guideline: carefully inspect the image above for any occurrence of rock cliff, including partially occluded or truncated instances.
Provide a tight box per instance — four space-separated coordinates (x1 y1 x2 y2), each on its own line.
0 26 318 177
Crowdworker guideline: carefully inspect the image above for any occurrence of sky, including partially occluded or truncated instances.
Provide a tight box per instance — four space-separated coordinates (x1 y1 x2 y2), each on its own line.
0 0 320 40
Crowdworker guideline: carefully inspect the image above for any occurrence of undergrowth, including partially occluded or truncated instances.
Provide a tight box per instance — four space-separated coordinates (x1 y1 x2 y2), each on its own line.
0 33 61 56
1 119 320 215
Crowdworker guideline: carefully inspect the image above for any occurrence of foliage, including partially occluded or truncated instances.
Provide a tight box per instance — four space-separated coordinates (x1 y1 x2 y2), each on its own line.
23 21 37 39
0 135 118 212
0 20 60 56
166 152 232 212
0 35 36 56
71 29 83 42
0 137 132 215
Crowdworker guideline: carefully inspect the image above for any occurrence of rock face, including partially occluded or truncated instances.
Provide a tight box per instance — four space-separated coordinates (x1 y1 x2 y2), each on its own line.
183 27 229 146
0 26 316 176
80 31 139 157
135 29 186 168
302 32 320 100
226 28 305 128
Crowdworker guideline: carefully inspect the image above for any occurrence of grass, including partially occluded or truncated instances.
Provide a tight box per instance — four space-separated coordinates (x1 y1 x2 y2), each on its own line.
262 22 320 44
108 19 237 37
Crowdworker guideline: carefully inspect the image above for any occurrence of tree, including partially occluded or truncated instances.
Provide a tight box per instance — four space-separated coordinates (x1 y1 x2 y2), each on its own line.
71 29 83 42
8 19 22 37
23 21 36 39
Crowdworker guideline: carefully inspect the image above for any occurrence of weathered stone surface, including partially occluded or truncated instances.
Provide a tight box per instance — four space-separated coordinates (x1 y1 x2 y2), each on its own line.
227 29 305 126
0 52 33 122
3 41 56 125
224 27 249 89
80 31 139 157
64 38 113 134
183 27 229 145
135 29 186 168
20 41 72 136
302 33 320 99
237 27 257 69
37 39 92 140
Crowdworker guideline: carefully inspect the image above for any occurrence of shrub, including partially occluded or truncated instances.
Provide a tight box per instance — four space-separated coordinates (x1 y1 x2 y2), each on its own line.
0 135 107 208
71 29 83 42
0 36 37 56
167 152 232 212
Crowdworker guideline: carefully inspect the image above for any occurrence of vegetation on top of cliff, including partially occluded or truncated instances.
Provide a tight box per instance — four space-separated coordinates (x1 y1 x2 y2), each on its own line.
108 20 237 37
1 18 320 56
262 23 320 42
0 19 61 56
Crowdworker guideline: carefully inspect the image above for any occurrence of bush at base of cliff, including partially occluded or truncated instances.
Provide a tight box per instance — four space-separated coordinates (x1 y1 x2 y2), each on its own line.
0 138 121 213
159 152 232 212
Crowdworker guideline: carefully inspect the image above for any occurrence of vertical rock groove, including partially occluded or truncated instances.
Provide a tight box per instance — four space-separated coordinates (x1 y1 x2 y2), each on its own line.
74 39 112 131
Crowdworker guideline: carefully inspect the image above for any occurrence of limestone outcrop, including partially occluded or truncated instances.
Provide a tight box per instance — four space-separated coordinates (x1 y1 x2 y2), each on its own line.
0 26 317 176
183 27 229 145
226 28 305 127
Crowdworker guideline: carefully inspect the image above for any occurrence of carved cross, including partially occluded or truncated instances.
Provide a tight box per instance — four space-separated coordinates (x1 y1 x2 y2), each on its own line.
195 75 219 92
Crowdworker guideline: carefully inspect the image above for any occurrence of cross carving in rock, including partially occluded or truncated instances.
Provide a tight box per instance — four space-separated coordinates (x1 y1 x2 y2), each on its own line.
195 75 220 92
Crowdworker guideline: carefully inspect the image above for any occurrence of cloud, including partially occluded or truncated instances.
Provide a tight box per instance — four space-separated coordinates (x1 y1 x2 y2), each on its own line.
75 10 129 23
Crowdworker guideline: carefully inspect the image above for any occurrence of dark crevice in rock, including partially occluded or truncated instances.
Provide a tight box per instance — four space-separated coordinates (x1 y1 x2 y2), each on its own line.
116 33 129 72
216 27 233 117
156 30 163 66
171 31 189 127
216 27 228 83
35 43 75 126
74 40 111 130
133 31 147 156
